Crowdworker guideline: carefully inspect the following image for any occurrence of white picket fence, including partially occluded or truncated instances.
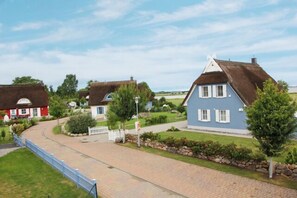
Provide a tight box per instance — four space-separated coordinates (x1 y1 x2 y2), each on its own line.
88 126 126 142
108 130 126 141
88 126 109 136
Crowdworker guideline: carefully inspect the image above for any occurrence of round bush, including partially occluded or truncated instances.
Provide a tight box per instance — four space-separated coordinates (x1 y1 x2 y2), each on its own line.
67 114 96 134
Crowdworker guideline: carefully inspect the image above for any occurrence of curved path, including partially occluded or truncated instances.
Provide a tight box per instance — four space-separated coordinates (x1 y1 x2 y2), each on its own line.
23 120 297 198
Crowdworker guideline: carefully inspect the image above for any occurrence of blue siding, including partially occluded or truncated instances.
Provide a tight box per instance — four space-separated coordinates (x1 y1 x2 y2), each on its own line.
187 83 247 130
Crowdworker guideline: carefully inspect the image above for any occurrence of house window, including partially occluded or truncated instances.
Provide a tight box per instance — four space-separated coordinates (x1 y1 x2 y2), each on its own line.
199 86 211 98
202 86 208 97
215 110 230 123
198 109 210 122
217 85 223 97
97 107 104 115
213 84 227 98
11 109 16 115
33 108 38 117
21 109 27 115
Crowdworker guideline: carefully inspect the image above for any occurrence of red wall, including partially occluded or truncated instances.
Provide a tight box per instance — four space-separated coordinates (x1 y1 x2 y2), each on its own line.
40 106 49 116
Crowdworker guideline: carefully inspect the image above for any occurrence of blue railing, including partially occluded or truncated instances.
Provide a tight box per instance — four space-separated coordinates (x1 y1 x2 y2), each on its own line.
13 133 24 147
13 134 98 198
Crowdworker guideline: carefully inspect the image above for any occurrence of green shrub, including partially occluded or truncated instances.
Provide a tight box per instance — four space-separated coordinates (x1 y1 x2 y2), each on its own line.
12 124 25 135
145 115 168 125
160 137 176 147
0 120 4 127
30 118 38 126
167 126 180 132
67 114 96 134
140 132 160 141
251 151 266 162
285 148 297 164
1 129 5 140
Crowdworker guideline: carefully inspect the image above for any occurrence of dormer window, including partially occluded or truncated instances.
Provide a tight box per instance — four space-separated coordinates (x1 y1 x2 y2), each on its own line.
103 93 112 101
17 98 32 105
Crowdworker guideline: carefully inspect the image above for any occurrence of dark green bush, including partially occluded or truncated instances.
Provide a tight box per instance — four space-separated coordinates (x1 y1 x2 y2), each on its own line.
0 120 4 127
167 126 180 132
67 114 96 134
145 115 168 125
285 148 297 164
140 132 160 141
1 129 5 140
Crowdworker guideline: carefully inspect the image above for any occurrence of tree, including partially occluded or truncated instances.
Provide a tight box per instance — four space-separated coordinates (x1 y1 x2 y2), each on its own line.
49 96 67 125
107 84 137 130
137 82 155 112
277 80 289 92
56 74 78 98
246 79 297 178
12 76 43 85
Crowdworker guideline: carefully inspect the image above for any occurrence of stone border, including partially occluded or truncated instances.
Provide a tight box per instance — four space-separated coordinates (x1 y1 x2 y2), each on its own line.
127 136 297 180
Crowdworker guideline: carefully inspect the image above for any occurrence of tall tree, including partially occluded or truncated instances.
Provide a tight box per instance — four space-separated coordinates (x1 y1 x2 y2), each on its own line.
56 74 78 98
246 79 297 178
49 96 67 125
277 80 289 92
137 82 155 111
107 84 137 130
12 76 43 85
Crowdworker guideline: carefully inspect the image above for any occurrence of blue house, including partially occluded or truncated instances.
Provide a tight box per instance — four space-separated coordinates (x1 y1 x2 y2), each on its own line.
183 57 274 134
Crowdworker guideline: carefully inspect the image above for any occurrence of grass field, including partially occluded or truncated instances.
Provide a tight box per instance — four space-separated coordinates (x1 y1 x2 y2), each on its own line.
123 143 297 190
0 149 90 198
0 126 13 145
159 131 297 163
166 98 184 106
97 112 186 129
290 93 297 102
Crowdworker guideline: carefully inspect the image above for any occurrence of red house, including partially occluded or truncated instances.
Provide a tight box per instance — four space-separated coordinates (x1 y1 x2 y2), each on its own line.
0 84 49 119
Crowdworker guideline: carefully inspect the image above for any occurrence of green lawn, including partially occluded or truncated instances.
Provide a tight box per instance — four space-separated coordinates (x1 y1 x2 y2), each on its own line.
159 131 297 163
122 143 297 190
97 112 186 130
0 126 13 145
0 149 91 198
166 98 184 106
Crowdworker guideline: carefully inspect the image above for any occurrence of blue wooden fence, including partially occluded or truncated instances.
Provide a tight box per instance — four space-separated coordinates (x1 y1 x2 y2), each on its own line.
13 134 98 198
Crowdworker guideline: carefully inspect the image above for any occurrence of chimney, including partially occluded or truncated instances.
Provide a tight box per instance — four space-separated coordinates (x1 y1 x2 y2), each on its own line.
251 57 257 64
130 76 134 81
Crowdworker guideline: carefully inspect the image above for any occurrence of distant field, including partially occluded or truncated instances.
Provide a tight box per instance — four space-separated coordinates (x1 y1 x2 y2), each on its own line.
166 98 184 106
290 93 297 102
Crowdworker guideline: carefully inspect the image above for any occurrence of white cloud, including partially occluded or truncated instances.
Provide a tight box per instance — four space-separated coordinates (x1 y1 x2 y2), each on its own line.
93 0 138 21
140 0 244 24
12 22 49 31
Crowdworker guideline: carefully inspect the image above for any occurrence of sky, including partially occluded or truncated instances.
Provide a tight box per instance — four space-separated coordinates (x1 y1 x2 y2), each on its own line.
0 0 296 91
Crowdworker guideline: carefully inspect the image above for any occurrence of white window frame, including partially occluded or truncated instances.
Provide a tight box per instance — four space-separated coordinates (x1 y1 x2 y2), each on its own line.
199 85 212 98
215 109 230 123
97 107 104 115
11 109 16 115
33 108 38 117
213 84 227 98
198 109 211 122
21 109 27 115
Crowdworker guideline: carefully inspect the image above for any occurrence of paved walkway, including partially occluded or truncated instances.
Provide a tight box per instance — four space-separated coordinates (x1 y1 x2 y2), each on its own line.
0 143 20 157
22 120 297 198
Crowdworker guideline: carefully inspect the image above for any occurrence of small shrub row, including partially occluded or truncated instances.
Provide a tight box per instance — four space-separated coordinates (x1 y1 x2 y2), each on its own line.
10 118 38 135
145 115 167 125
150 135 266 162
285 148 297 164
140 132 160 141
166 126 180 132
67 114 96 134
